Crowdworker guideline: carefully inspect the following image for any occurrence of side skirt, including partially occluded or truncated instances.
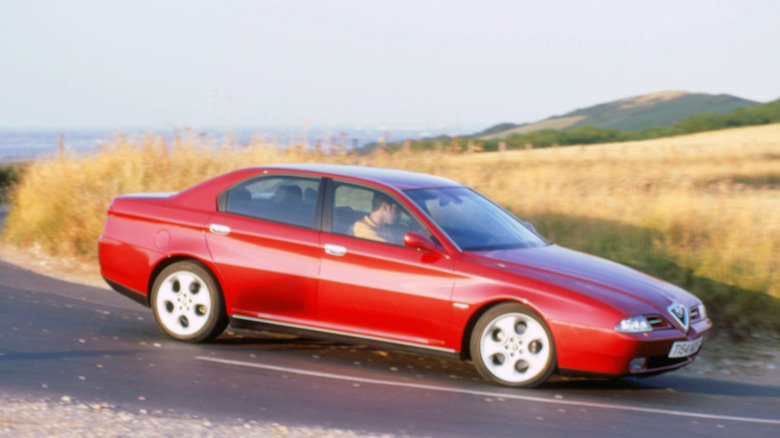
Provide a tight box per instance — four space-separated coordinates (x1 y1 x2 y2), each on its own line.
228 315 461 360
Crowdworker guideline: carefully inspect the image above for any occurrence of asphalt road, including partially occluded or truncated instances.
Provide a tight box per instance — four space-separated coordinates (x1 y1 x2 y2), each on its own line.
1 258 779 437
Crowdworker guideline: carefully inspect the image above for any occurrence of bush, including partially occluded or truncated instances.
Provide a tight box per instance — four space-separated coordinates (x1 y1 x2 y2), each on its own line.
0 162 27 203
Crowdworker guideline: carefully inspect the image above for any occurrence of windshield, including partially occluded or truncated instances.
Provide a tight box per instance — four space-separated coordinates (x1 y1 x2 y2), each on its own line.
405 187 548 251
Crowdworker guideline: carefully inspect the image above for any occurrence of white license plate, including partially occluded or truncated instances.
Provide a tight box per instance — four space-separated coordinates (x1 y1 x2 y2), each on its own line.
668 337 703 358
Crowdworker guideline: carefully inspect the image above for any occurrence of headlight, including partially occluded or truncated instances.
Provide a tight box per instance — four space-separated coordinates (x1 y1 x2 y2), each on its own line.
697 304 707 320
615 315 652 333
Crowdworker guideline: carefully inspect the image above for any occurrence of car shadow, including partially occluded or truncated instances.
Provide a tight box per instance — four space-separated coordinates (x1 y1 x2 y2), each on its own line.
540 374 780 398
212 330 326 347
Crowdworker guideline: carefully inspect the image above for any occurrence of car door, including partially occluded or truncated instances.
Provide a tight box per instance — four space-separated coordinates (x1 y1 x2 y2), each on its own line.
205 174 322 321
317 180 455 351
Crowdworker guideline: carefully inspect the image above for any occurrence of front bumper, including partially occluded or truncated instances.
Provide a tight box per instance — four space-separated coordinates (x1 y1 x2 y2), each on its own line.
554 318 713 377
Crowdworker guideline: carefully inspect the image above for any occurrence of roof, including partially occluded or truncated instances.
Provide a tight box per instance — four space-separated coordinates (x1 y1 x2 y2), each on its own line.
263 164 462 190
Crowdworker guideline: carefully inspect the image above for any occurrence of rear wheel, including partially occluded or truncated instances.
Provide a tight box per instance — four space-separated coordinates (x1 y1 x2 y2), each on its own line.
151 261 227 343
470 303 556 387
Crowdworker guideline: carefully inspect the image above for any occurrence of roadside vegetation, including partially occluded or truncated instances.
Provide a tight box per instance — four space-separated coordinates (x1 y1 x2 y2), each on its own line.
2 124 779 337
0 162 27 203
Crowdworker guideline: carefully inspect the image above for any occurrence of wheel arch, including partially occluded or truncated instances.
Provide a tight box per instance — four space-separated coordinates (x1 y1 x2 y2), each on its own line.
459 299 554 361
146 256 224 307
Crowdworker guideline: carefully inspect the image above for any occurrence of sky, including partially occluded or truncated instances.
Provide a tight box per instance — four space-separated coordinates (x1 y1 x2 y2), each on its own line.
1 0 779 133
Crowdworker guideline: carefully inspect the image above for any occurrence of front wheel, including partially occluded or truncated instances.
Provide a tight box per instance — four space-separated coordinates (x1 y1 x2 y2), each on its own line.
151 261 227 343
470 303 556 387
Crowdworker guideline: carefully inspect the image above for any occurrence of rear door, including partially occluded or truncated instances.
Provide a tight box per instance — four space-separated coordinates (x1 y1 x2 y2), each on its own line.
206 174 323 321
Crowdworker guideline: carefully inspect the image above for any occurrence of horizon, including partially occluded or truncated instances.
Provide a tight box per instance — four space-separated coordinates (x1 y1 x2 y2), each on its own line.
0 88 773 135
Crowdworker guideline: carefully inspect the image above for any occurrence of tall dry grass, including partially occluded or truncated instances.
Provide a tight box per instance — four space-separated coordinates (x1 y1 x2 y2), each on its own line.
3 125 779 335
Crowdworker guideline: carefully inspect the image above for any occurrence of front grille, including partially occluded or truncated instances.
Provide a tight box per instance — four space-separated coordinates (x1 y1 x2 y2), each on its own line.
647 355 690 370
646 314 671 330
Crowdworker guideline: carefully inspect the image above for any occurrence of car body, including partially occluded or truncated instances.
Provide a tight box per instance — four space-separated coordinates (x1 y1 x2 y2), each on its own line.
98 164 711 387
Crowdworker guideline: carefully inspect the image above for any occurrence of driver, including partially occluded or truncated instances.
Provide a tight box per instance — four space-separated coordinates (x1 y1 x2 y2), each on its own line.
352 192 402 244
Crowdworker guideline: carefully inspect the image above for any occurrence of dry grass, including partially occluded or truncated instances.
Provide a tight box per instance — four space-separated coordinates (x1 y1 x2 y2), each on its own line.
3 124 779 335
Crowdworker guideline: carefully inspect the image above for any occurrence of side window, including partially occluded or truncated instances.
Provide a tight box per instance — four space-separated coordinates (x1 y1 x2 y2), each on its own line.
224 176 320 228
331 182 427 246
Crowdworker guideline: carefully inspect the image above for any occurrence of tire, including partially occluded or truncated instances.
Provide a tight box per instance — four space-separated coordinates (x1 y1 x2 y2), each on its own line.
151 261 227 343
470 303 556 387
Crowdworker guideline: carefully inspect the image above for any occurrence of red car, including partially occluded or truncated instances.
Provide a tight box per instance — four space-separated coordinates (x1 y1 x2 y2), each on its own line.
99 164 711 387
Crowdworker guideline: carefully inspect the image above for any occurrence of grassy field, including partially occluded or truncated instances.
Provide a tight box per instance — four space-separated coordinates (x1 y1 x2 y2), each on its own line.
2 124 779 337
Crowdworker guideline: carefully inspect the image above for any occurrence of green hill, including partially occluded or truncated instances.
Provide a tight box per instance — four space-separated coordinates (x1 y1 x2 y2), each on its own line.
482 90 758 139
356 90 770 154
364 95 780 154
478 96 780 150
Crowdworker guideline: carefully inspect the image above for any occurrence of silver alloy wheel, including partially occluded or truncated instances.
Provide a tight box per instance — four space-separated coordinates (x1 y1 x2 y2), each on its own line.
154 270 213 337
478 311 552 384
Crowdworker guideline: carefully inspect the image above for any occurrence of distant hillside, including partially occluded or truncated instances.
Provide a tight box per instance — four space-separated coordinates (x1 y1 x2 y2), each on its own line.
368 96 780 154
481 91 758 139
470 122 525 138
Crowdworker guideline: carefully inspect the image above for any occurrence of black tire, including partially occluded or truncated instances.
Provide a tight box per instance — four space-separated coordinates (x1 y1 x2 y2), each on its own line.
150 261 227 343
470 303 556 387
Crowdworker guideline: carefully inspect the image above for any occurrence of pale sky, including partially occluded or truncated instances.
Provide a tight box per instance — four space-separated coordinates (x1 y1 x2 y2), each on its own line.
1 0 778 132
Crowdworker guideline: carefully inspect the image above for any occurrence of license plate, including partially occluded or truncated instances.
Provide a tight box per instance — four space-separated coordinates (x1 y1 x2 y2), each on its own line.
668 337 703 358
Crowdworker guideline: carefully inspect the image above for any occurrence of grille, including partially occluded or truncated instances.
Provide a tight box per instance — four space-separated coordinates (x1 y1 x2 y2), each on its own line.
647 355 690 370
646 314 671 330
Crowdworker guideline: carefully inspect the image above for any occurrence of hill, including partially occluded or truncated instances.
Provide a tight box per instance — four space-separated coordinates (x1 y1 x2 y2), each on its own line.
367 96 780 153
481 90 758 139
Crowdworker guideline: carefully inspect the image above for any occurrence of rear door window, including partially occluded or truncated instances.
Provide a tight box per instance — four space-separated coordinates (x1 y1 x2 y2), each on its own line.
224 176 321 229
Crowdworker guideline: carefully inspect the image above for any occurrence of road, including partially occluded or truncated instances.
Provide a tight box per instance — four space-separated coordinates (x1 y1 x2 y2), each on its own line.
1 258 779 437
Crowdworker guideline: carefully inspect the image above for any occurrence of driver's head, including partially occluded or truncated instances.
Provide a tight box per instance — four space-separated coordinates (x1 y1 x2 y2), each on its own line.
371 192 400 225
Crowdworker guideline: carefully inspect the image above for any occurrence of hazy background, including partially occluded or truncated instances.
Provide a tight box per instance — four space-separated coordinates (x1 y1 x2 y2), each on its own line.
1 0 779 133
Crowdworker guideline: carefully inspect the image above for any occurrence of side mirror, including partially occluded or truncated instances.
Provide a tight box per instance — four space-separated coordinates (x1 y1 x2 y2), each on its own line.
523 221 537 233
403 231 440 254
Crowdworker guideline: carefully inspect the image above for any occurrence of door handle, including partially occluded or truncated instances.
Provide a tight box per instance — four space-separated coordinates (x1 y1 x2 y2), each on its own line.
324 244 347 257
209 224 231 236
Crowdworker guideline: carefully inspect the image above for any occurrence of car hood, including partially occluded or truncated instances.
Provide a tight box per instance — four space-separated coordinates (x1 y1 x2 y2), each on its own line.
470 244 698 314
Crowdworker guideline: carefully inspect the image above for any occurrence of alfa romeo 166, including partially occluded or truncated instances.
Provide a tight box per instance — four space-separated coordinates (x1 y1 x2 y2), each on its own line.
98 164 711 387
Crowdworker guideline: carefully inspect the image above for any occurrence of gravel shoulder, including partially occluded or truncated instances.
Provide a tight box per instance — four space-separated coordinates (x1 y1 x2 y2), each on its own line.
0 392 389 438
1 235 779 436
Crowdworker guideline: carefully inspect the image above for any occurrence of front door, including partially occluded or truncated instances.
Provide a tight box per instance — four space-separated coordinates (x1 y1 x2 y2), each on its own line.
318 181 455 350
